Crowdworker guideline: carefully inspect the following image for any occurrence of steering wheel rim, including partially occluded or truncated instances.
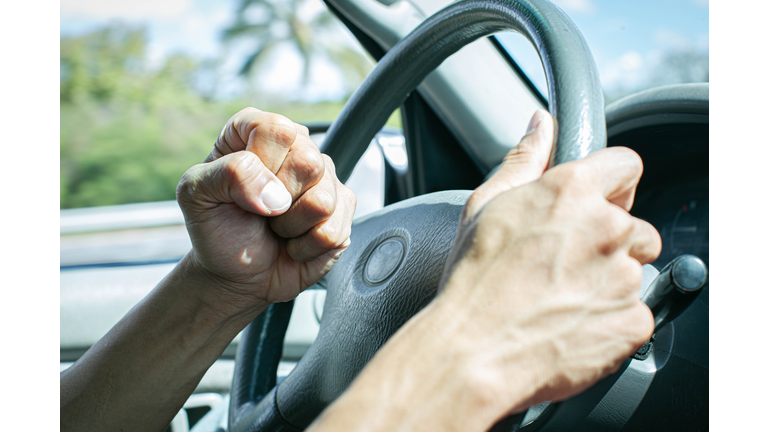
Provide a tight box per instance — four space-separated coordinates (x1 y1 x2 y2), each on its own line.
323 0 605 182
229 1 605 431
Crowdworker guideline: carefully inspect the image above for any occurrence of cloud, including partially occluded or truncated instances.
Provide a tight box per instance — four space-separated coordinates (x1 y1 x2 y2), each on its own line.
653 29 695 50
692 0 708 7
551 0 595 15
653 29 709 52
61 0 192 19
599 39 709 100
599 50 648 90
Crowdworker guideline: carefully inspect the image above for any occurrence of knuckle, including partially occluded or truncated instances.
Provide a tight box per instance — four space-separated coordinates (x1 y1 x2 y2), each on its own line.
238 106 259 115
594 211 633 257
645 220 663 254
602 211 633 244
564 162 597 187
237 107 260 120
340 184 357 209
317 222 341 249
633 219 663 262
175 165 201 203
544 161 596 195
322 154 336 175
464 191 486 221
258 113 297 147
339 223 352 246
619 259 644 292
232 107 258 133
230 107 258 126
308 188 336 220
295 123 310 136
293 147 325 183
612 146 643 173
223 152 255 180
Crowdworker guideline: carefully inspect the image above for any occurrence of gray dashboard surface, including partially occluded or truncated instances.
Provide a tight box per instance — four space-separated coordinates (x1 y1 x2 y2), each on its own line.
606 83 709 137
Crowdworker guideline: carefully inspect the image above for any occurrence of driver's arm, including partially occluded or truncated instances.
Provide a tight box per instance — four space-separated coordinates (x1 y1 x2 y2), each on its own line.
60 108 357 432
307 110 659 431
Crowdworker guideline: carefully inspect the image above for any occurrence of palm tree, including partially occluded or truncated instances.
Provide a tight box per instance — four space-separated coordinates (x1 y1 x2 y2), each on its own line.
223 0 373 96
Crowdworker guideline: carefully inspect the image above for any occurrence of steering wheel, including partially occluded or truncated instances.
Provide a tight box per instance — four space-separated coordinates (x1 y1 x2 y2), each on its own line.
228 0 605 430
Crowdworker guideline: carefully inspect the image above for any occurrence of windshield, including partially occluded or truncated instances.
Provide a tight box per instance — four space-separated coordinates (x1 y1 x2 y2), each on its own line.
494 0 709 104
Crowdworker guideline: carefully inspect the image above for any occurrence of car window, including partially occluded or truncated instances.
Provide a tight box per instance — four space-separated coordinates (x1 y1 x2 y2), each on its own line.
494 0 709 104
59 0 389 387
60 0 397 212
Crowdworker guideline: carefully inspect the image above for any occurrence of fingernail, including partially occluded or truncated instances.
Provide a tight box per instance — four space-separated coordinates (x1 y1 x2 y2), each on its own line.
261 180 292 212
526 109 547 134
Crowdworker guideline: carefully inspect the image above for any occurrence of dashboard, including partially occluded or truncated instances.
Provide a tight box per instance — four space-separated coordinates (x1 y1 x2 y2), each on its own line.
616 122 709 269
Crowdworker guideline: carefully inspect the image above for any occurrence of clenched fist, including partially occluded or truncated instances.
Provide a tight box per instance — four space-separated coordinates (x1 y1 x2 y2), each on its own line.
176 108 357 312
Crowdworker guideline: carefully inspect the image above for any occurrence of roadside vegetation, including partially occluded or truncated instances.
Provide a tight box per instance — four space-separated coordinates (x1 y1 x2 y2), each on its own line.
60 3 396 209
61 0 705 209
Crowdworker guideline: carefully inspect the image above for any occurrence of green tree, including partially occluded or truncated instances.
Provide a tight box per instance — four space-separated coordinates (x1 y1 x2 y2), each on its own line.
60 24 233 209
60 25 148 104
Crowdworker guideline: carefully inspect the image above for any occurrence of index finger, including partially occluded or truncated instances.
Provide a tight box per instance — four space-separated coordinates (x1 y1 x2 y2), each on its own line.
547 146 643 211
587 147 643 211
206 107 298 174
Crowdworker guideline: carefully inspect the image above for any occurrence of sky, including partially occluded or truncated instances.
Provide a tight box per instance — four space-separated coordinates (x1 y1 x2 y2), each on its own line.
557 0 708 90
60 0 709 101
497 0 709 100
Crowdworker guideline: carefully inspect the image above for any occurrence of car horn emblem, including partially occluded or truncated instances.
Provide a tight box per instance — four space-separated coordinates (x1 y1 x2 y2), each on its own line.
363 237 407 287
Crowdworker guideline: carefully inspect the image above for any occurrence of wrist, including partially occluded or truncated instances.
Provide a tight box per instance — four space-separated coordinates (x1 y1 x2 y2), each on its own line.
419 296 546 424
61 250 272 432
311 297 542 432
172 251 271 326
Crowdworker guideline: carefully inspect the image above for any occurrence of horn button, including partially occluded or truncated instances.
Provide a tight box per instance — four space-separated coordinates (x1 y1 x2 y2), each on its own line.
363 238 406 287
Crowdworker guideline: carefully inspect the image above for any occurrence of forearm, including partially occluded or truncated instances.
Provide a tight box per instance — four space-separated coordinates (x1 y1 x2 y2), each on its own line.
60 252 268 432
307 294 540 432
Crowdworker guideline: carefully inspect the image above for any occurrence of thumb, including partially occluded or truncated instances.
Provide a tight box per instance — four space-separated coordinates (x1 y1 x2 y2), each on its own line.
177 151 293 218
463 109 554 222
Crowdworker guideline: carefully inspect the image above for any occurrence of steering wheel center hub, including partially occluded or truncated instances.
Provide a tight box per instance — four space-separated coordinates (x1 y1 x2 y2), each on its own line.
364 238 406 287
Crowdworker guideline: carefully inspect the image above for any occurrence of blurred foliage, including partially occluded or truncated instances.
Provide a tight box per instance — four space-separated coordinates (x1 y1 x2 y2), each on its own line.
224 0 373 95
60 26 201 108
60 23 399 209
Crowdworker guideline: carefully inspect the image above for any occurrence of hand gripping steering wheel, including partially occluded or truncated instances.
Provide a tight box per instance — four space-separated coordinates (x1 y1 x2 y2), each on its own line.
228 0 605 430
